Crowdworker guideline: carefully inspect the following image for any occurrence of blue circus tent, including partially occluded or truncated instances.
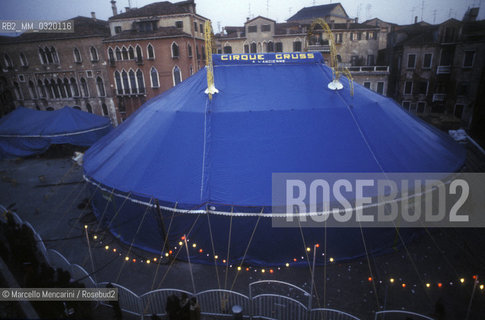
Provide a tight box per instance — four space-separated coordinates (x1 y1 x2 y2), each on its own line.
83 53 465 266
0 106 112 159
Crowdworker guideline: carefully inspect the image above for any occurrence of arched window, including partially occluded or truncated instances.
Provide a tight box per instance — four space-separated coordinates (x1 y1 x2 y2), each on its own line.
293 40 302 52
136 45 143 61
73 48 82 62
187 43 192 57
201 45 205 59
37 79 46 98
196 45 200 59
3 54 13 68
128 46 135 59
171 42 179 58
102 103 108 116
267 41 274 52
63 78 72 97
189 65 193 75
44 79 53 99
115 47 122 60
45 47 53 63
50 47 59 63
150 67 159 88
108 47 114 61
90 46 99 61
13 82 22 100
121 46 128 60
114 71 122 95
147 44 154 59
258 42 262 53
38 48 47 64
19 52 28 66
136 69 145 93
28 81 37 99
129 70 137 94
56 79 65 98
223 43 232 54
244 43 249 53
70 77 79 97
172 66 182 86
50 79 60 98
122 70 130 94
250 42 257 53
80 77 89 97
96 76 105 97
86 103 93 113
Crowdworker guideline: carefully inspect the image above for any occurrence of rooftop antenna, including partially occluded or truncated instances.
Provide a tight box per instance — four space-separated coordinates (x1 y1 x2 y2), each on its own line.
217 21 221 33
127 0 131 8
356 3 362 22
448 8 453 18
366 3 372 20
433 9 437 23
421 0 425 21
411 7 416 23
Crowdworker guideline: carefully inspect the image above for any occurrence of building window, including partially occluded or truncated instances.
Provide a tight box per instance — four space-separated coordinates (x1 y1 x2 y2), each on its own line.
293 40 302 52
13 82 23 100
244 44 249 53
335 33 342 43
402 101 411 110
423 53 432 69
150 67 159 88
454 104 464 118
64 78 72 97
44 79 52 99
50 79 60 98
266 41 274 52
38 48 46 64
19 52 28 66
175 21 183 29
223 45 232 54
96 76 105 97
194 21 198 32
18 74 25 82
122 70 130 94
129 70 137 94
414 80 428 95
351 55 359 66
50 47 59 64
28 81 37 99
136 69 145 93
115 47 122 60
350 32 354 41
248 25 257 33
250 42 257 53
456 81 469 96
275 42 283 52
188 43 192 57
200 23 203 33
44 47 53 63
73 48 82 63
37 80 46 98
121 47 128 60
407 54 416 69
57 79 66 98
108 47 114 62
136 45 143 61
102 103 109 116
171 42 179 58
114 26 121 34
376 82 384 94
86 103 92 113
70 78 79 97
189 65 193 75
463 51 475 68
404 81 413 95
367 55 374 66
364 82 371 89
90 47 99 62
3 54 13 68
202 45 206 60
417 101 426 113
357 32 362 40
261 24 271 32
196 46 200 59
172 66 182 86
80 77 89 97
147 44 155 59
114 71 122 95
128 46 135 59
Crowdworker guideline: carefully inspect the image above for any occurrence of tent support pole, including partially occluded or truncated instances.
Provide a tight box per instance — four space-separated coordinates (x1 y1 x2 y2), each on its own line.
155 199 172 260
309 243 317 310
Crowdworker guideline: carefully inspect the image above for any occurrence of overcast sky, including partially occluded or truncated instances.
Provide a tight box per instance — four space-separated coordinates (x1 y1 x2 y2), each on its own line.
0 0 483 33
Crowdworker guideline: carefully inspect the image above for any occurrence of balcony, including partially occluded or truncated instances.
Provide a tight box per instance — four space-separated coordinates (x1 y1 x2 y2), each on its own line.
432 93 447 102
347 66 389 73
307 44 330 53
436 65 451 74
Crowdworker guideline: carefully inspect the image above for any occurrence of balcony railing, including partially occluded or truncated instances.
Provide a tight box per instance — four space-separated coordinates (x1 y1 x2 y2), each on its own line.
432 93 447 102
347 66 389 73
437 65 451 74
307 44 330 53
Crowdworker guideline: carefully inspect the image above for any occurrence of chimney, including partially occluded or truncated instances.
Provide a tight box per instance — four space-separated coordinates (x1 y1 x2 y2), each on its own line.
125 7 131 12
414 16 418 24
91 12 96 20
111 0 117 16
355 17 358 23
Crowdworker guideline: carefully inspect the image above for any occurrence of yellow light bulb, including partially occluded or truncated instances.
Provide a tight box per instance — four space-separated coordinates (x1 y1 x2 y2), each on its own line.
113 248 117 252
480 284 484 290
153 258 157 261
192 243 197 248
329 257 334 262
165 252 169 257
125 257 129 261
261 269 265 273
390 278 395 283
214 255 218 259
237 266 241 271
285 263 290 267
84 225 88 229
306 247 311 252
146 260 150 264
105 245 109 250
460 278 465 283
179 241 183 246
93 235 98 240
426 283 430 288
